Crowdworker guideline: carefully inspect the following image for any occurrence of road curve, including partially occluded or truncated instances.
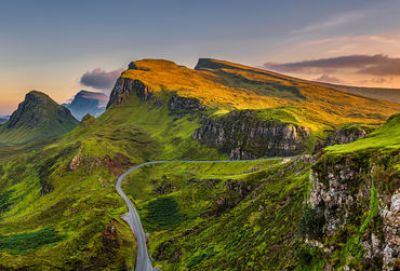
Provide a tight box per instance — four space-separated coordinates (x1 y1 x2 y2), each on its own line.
116 158 285 271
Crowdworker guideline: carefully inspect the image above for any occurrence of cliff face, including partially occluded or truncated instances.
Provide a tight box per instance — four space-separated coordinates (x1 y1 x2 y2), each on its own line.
321 125 370 148
304 153 400 270
193 111 310 159
107 78 152 108
107 76 311 159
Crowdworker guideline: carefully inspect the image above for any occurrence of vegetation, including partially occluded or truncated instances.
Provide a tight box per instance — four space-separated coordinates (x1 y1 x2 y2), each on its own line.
327 113 400 153
1 58 400 270
122 58 400 131
123 159 312 270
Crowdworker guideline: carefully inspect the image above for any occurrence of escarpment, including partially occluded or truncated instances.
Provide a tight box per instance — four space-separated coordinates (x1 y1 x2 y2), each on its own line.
317 125 371 149
303 153 400 270
107 68 312 159
193 110 310 159
107 78 153 108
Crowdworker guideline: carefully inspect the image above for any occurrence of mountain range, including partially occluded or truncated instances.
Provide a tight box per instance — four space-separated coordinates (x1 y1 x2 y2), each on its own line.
1 58 400 270
64 90 108 120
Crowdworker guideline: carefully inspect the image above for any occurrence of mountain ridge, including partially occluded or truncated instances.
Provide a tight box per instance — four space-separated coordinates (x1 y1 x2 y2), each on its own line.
0 90 78 146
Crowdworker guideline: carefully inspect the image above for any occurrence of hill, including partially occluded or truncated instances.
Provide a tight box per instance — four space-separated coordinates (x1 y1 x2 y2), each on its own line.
0 91 78 146
105 58 400 158
64 90 107 120
317 82 400 104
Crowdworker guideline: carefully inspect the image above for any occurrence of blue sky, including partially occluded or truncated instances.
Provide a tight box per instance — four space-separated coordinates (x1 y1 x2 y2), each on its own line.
1 0 400 114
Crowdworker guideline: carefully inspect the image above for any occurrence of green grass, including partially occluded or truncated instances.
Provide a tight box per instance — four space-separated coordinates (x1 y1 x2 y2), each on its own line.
326 114 400 154
123 158 311 270
0 227 62 253
0 90 225 270
143 197 186 231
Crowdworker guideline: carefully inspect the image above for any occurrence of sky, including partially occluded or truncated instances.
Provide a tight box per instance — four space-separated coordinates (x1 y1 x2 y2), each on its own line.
1 0 400 114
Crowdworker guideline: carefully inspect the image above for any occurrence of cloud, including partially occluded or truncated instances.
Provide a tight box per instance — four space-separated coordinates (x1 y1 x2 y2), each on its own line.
291 12 364 34
264 54 400 76
314 74 343 84
80 68 123 91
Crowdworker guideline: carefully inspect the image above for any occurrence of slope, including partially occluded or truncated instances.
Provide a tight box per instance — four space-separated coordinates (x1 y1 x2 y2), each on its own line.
114 58 400 131
0 91 78 146
318 82 400 104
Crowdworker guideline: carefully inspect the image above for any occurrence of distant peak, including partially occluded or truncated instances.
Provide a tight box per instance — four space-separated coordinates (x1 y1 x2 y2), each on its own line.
26 90 50 99
75 90 107 98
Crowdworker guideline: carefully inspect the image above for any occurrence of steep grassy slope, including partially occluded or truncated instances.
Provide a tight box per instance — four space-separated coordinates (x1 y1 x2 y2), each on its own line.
319 82 400 104
0 121 139 270
118 58 400 131
0 91 78 146
326 113 400 154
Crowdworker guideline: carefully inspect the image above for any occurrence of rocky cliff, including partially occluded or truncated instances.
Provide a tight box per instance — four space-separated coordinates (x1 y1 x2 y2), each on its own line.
107 78 153 108
107 72 311 159
319 125 371 149
303 153 400 270
193 110 310 159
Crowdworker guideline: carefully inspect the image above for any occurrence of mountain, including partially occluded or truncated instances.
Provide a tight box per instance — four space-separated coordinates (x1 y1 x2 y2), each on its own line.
64 90 107 120
0 115 9 124
107 58 400 158
0 91 78 146
1 59 400 270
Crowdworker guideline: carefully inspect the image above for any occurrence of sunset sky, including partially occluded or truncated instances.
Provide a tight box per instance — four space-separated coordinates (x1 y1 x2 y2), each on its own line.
1 0 400 114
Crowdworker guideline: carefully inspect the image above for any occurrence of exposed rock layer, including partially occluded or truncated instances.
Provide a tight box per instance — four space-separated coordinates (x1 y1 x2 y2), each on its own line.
193 111 310 159
307 154 400 270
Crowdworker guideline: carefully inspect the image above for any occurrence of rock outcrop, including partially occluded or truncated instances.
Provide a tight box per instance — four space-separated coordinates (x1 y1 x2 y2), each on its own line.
306 154 400 270
193 110 310 159
107 78 153 108
168 95 205 114
319 125 370 149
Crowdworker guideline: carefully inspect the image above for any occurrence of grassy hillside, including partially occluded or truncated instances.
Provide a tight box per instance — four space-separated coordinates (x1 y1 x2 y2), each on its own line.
0 89 223 269
1 58 400 270
326 113 400 154
319 82 400 104
122 158 312 270
120 58 400 131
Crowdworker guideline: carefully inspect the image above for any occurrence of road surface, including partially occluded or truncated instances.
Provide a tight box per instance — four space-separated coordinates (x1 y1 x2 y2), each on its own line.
116 158 286 271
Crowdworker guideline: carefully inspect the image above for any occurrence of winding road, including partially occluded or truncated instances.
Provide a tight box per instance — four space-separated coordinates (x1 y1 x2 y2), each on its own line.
116 158 287 271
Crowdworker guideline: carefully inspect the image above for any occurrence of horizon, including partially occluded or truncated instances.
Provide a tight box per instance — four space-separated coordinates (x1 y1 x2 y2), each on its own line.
1 0 400 114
